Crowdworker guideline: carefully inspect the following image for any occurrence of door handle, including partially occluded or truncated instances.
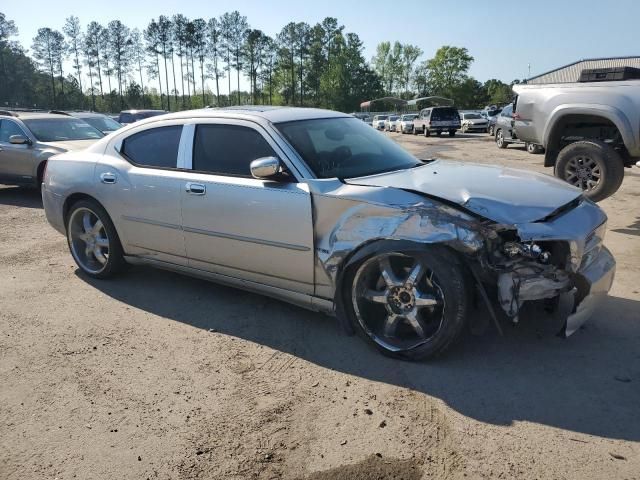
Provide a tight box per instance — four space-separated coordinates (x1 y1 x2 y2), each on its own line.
100 172 117 184
185 182 206 195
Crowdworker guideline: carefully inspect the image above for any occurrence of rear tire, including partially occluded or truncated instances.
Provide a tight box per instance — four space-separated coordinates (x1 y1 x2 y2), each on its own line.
496 129 507 149
66 199 126 279
554 140 624 202
449 130 456 137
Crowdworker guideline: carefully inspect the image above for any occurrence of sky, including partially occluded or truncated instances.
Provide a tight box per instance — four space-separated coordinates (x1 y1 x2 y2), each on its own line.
3 0 639 95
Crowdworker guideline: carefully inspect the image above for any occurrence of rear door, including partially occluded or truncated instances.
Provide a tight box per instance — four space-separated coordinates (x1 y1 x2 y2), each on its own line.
95 123 188 265
179 119 315 294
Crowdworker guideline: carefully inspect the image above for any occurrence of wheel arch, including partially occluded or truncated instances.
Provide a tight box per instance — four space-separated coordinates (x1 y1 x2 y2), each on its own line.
542 106 634 167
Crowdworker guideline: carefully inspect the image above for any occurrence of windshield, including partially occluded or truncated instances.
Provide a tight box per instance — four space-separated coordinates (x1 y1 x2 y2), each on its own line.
464 113 482 119
23 118 104 141
389 116 399 121
376 115 388 120
402 114 418 120
276 117 421 179
81 116 122 132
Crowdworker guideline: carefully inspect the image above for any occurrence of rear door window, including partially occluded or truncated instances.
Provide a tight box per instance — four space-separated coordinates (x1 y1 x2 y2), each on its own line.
121 125 183 168
192 124 276 177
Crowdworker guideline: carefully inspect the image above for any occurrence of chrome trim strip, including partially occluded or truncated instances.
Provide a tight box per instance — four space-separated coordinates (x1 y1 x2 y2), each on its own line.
121 215 182 231
122 215 310 251
182 225 311 251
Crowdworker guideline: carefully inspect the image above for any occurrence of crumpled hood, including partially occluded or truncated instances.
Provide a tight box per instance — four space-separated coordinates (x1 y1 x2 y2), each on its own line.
40 139 99 152
345 160 582 224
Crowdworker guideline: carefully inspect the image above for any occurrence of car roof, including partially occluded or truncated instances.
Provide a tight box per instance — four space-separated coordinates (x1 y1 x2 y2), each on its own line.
130 106 349 125
119 109 168 114
0 111 76 120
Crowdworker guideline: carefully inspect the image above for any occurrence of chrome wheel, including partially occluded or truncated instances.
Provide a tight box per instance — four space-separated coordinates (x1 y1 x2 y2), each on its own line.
496 130 504 147
563 155 602 191
352 253 445 352
68 207 110 274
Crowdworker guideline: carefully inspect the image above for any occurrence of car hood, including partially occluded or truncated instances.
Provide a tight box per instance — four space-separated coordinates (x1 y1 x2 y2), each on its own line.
345 160 582 224
39 139 100 152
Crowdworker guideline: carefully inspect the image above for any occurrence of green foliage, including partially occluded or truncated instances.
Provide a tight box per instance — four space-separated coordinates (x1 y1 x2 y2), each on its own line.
1 10 511 113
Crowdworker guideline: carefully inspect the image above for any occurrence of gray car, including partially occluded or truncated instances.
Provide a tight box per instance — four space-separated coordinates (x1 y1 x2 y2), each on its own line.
0 111 104 187
60 111 123 134
42 107 615 360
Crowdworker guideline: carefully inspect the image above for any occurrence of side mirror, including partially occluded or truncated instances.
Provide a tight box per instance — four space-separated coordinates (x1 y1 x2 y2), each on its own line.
9 134 30 145
250 156 281 179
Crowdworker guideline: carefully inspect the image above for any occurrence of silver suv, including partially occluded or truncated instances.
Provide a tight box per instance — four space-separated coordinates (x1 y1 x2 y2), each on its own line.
0 111 103 187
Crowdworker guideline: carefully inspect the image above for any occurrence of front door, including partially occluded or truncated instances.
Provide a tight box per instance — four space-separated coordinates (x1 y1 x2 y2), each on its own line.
179 120 314 294
0 119 36 184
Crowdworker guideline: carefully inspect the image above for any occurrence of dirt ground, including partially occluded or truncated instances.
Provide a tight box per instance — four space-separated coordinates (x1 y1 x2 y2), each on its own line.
1 131 639 480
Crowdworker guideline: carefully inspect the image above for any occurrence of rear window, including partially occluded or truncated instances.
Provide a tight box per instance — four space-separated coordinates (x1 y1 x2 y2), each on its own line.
431 108 459 121
121 125 182 168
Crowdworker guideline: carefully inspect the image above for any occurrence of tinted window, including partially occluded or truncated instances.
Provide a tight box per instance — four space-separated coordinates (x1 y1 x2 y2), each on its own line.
121 126 182 168
431 108 459 121
276 117 420 179
193 124 276 177
0 120 26 142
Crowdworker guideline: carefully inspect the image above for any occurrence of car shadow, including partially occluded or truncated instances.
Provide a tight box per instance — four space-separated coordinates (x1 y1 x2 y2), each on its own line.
0 186 42 209
613 216 640 237
80 265 640 442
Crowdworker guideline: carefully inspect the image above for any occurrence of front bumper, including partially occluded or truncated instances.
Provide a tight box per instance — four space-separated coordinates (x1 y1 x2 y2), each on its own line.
42 183 66 235
564 246 616 336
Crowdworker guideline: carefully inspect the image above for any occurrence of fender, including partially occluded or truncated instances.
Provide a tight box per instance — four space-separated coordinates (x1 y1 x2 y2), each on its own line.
542 104 636 155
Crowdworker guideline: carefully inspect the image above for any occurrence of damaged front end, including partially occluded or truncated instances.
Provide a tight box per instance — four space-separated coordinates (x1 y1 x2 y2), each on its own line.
487 198 615 336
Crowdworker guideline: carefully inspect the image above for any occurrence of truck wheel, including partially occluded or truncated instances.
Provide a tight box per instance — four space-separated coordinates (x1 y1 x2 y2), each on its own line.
554 140 625 202
496 129 508 148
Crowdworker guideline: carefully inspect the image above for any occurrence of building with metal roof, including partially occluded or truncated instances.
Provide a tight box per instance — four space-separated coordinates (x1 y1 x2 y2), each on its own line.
527 56 640 84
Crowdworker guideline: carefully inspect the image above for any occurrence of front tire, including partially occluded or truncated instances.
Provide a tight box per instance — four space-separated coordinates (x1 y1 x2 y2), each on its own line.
345 247 469 360
449 130 456 137
554 140 624 202
66 199 126 279
488 125 495 136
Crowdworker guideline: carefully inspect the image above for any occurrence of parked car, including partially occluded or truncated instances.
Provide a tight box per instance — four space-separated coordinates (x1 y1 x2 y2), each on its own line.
0 110 104 187
512 71 640 201
460 112 489 133
494 104 544 154
397 114 419 134
60 111 123 134
118 109 167 125
412 106 461 137
371 114 388 130
42 107 615 360
384 115 400 132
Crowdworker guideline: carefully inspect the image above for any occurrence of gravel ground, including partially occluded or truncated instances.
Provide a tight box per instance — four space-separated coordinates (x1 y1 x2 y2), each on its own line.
1 131 639 480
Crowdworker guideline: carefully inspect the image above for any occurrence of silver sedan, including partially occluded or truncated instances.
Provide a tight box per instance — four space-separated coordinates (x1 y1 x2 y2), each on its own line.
42 107 615 360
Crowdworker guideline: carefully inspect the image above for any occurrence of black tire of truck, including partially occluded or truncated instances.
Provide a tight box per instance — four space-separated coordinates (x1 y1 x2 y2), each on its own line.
554 140 625 202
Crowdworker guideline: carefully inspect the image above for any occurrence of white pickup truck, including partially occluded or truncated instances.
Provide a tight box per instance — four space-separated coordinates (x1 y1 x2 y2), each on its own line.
513 73 640 201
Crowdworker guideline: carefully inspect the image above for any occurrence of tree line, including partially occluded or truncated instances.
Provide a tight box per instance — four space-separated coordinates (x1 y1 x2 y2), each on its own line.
0 10 518 114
